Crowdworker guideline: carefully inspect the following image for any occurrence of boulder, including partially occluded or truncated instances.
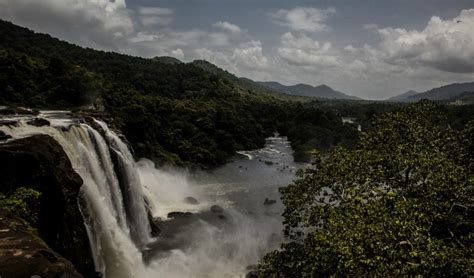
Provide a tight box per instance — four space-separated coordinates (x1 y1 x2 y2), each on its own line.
27 118 50 127
0 135 94 276
245 271 259 278
0 131 12 141
264 198 277 205
210 205 224 213
0 120 18 126
167 211 193 219
184 196 200 205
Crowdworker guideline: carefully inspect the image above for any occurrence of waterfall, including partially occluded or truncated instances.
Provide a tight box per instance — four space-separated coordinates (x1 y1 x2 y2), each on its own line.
0 114 150 277
0 111 285 278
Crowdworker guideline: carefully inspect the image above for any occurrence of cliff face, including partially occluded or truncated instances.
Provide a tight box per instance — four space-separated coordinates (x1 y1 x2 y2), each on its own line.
0 135 94 276
0 207 82 278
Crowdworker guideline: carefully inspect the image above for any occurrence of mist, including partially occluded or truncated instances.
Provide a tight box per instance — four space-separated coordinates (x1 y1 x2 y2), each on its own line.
137 158 284 277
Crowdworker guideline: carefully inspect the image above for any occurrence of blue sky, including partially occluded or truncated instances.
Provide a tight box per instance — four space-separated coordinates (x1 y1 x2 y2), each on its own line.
1 0 473 99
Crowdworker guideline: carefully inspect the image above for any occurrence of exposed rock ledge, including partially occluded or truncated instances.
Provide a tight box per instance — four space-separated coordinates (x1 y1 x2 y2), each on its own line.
0 135 94 276
0 208 82 278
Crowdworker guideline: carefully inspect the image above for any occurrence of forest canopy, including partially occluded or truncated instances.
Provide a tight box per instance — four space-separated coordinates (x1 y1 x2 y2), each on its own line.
259 101 474 276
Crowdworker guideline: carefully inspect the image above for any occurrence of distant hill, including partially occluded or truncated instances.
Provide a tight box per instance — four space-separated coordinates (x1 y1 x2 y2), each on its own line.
189 60 311 101
388 82 474 102
387 90 418 102
257 81 361 100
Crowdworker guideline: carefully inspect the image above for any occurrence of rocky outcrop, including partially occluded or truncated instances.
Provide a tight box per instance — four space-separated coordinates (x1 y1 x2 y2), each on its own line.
26 118 51 127
0 208 82 278
0 131 11 141
0 135 94 276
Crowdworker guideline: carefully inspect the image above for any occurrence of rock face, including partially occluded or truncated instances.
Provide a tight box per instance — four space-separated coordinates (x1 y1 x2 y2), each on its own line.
0 208 82 278
0 131 11 141
184 196 200 205
26 118 51 127
263 198 277 205
210 205 224 213
0 135 94 276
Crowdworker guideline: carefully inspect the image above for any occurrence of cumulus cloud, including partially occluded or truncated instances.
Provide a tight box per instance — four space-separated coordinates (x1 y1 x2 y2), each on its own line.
213 21 242 34
278 32 340 67
376 9 474 73
170 48 184 59
232 40 269 69
0 0 134 49
196 40 269 70
269 7 335 32
138 7 174 26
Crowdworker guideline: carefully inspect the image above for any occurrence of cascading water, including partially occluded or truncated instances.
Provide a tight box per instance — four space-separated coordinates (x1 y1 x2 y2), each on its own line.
0 114 149 277
0 111 288 278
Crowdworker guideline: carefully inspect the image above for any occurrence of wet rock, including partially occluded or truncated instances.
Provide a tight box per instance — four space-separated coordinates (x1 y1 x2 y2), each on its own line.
146 209 161 237
0 131 12 141
184 196 200 205
0 208 82 278
246 264 257 270
0 120 18 126
93 271 104 278
0 135 94 276
167 211 193 219
210 205 224 214
144 209 235 262
27 118 50 127
245 270 259 278
264 198 277 205
37 250 59 263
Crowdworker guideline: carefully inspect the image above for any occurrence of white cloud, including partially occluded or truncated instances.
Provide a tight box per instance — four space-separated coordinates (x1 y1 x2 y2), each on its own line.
213 21 242 34
0 0 134 49
232 40 269 69
138 7 174 26
170 48 184 60
278 32 340 67
376 9 474 73
208 32 231 46
269 7 335 32
344 45 357 52
194 40 271 80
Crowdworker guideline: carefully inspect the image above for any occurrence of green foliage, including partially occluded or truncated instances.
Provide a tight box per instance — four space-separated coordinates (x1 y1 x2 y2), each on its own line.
0 20 366 166
260 101 474 276
0 49 101 107
0 187 41 225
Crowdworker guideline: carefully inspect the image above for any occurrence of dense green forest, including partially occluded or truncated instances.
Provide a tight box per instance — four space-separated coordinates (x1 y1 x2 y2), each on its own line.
1 20 473 167
0 20 367 166
259 101 474 276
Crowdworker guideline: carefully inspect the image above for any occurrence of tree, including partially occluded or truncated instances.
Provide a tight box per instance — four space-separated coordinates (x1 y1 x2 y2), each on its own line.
259 100 474 276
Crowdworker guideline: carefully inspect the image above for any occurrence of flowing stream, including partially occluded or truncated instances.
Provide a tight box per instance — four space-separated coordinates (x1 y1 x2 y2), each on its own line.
0 111 303 277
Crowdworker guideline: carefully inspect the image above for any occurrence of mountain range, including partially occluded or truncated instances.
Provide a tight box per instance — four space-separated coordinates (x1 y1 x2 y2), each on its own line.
184 59 360 100
388 83 474 102
257 81 361 100
153 56 474 103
